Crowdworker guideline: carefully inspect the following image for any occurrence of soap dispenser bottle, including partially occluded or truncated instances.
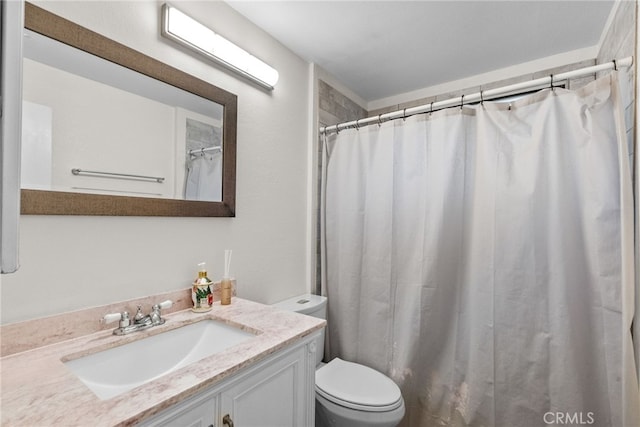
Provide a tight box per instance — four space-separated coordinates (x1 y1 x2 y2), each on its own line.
192 262 213 312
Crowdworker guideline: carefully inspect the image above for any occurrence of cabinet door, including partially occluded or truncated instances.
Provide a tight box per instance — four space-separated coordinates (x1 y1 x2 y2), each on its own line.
142 394 218 427
219 344 312 427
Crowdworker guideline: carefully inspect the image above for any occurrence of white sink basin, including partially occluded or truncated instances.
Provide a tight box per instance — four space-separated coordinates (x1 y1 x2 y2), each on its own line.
64 320 256 400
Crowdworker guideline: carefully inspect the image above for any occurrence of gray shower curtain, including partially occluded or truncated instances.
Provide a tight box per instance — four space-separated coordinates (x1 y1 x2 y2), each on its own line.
321 73 638 426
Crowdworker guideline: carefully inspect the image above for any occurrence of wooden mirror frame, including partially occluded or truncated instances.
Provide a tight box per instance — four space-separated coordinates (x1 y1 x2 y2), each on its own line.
21 2 237 217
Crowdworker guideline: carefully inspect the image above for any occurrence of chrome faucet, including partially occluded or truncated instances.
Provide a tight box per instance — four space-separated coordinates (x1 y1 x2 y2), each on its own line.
103 300 173 336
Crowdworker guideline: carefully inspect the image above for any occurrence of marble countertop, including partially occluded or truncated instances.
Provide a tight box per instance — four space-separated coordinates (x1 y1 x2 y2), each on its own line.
0 298 325 426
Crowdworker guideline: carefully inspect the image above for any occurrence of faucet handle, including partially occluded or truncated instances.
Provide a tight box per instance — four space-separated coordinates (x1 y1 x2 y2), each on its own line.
103 311 130 328
156 300 172 310
103 312 122 324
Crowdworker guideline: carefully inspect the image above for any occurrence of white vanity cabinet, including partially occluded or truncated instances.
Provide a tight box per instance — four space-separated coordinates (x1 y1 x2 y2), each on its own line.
144 393 217 427
140 333 318 427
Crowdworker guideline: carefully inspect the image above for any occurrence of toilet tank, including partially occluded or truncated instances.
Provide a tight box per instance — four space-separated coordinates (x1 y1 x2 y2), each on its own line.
273 294 326 366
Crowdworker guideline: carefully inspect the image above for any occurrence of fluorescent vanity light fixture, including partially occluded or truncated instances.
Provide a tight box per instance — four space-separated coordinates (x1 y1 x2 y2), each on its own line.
161 3 279 90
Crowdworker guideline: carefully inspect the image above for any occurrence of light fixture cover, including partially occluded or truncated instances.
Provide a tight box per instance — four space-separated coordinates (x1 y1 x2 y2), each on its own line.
161 3 279 90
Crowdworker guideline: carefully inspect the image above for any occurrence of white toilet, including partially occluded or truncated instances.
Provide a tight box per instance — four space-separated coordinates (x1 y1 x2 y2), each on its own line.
273 294 405 427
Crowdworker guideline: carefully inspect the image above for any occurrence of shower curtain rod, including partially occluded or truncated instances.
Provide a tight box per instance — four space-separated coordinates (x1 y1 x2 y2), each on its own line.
320 56 633 135
187 146 222 156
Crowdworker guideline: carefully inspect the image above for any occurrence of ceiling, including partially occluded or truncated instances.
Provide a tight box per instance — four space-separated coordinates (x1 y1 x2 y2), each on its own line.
226 1 615 104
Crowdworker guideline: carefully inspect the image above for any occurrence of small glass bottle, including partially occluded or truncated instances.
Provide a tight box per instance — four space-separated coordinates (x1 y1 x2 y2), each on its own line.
192 262 213 312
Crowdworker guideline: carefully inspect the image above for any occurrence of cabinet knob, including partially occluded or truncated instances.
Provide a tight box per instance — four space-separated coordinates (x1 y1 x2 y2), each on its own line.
223 414 234 427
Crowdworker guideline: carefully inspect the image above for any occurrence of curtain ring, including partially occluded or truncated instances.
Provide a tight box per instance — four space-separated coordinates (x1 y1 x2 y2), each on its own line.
549 74 554 91
480 90 484 105
377 114 383 127
402 108 407 121
429 102 434 115
460 94 465 110
354 119 360 130
613 59 618 71
335 124 340 134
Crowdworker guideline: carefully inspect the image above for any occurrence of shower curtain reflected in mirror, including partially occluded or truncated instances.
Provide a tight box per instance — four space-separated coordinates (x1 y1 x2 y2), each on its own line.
185 151 222 201
184 117 222 201
322 73 639 426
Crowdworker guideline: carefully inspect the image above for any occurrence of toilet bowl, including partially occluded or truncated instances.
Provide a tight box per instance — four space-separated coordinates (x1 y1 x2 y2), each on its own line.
273 294 405 427
315 357 405 427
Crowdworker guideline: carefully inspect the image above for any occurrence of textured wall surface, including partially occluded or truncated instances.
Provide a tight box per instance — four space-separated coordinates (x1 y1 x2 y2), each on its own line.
318 79 368 128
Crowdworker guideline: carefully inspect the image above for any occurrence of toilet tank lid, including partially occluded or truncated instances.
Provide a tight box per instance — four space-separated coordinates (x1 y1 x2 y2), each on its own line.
272 293 327 315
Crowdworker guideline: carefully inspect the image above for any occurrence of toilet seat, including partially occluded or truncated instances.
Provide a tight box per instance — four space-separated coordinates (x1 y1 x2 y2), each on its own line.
315 358 403 412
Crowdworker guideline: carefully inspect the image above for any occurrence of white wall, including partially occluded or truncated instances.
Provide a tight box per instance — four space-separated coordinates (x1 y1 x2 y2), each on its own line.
23 59 177 198
1 0 312 323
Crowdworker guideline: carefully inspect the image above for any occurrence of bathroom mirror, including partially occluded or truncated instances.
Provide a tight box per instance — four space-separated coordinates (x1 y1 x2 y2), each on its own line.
21 2 237 216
